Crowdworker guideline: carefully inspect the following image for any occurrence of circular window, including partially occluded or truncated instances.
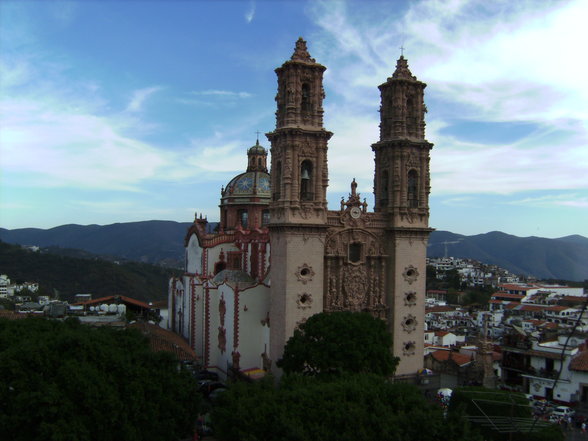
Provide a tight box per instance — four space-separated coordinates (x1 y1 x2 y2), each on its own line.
404 292 417 306
296 264 315 284
402 265 419 284
402 314 417 333
403 341 416 356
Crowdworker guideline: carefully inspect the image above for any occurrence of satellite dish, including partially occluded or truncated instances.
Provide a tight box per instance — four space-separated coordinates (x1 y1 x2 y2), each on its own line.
108 304 117 313
100 304 108 312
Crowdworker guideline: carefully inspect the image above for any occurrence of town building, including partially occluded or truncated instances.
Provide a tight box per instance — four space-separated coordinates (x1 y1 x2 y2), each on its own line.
168 38 434 378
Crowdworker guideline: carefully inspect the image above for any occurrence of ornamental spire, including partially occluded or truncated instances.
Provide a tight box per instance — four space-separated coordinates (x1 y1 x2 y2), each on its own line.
290 37 315 62
392 56 416 80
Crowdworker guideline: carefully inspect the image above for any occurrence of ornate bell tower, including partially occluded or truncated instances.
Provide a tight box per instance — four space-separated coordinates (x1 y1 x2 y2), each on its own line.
266 38 332 367
372 56 433 375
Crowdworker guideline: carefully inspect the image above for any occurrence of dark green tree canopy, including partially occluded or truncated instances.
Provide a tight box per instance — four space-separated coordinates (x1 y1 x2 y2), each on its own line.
0 317 200 441
212 374 481 441
276 311 398 376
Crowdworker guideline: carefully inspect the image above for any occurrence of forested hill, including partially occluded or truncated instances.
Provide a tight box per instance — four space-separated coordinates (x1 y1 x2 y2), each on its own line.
0 220 193 268
428 231 588 281
1 221 587 281
0 241 180 303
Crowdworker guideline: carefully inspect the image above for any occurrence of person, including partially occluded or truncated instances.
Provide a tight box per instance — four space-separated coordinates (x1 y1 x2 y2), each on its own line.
581 421 586 433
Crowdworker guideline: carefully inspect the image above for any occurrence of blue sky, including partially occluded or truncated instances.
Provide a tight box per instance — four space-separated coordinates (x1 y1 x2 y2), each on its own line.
1 0 587 238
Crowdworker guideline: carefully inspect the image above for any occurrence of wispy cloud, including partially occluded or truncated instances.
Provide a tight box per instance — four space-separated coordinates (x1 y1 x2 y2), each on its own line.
192 90 253 99
245 1 256 23
508 194 588 209
126 86 162 112
307 0 588 197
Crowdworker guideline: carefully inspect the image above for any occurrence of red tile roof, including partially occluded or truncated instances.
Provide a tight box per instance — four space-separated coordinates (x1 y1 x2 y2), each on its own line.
570 351 588 371
491 292 525 299
430 350 472 367
128 322 197 361
74 295 152 310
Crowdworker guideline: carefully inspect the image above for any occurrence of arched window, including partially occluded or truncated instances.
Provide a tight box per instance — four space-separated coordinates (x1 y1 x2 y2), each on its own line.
238 209 248 229
273 161 281 201
258 158 262 167
381 170 389 208
407 170 418 208
300 160 313 201
301 83 311 114
262 209 270 226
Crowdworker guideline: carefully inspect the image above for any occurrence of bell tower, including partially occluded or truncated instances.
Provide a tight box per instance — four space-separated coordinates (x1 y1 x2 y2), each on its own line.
372 56 433 376
266 38 332 368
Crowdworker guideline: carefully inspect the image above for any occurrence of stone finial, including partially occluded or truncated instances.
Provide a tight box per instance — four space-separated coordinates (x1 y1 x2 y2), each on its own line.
392 56 416 80
291 37 315 62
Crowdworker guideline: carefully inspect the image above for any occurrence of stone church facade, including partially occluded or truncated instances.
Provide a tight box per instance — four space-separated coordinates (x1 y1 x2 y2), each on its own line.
169 38 433 377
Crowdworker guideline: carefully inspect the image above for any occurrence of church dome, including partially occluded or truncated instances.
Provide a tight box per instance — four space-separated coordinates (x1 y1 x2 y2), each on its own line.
223 171 271 200
247 141 267 155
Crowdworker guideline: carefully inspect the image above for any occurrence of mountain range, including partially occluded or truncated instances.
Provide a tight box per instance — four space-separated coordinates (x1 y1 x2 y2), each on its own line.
1 221 587 282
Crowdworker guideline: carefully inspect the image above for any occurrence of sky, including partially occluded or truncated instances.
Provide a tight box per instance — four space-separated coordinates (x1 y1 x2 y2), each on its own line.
1 0 587 239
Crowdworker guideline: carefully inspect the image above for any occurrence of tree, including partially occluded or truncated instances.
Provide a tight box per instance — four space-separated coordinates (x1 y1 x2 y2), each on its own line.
276 311 398 376
0 317 201 441
212 373 481 441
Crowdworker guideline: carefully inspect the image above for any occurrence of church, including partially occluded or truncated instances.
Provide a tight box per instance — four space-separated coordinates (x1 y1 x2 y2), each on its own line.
168 38 433 378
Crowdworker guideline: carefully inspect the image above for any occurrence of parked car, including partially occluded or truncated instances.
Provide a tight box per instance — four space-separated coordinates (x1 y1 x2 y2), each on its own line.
551 405 575 420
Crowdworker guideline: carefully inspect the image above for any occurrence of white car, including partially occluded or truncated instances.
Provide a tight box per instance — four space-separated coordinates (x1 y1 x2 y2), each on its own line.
551 406 575 419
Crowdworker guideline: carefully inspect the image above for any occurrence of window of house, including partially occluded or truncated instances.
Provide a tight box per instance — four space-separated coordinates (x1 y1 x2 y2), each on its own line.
262 209 270 226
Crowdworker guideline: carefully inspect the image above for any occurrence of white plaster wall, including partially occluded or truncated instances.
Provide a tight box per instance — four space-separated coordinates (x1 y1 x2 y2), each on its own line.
207 283 235 374
186 235 203 274
235 285 271 371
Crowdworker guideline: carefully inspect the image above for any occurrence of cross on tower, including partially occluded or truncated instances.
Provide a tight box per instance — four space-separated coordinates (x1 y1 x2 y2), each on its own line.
255 130 261 143
400 45 405 56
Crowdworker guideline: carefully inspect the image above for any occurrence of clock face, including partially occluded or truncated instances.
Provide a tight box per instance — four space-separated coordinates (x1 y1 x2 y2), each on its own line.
350 207 361 219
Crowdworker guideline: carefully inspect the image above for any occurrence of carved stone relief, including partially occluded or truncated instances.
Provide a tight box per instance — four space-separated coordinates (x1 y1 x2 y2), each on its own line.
296 292 313 309
219 296 226 327
218 327 226 353
403 341 416 356
402 314 418 333
404 291 417 306
402 265 419 284
296 263 315 284
342 265 368 309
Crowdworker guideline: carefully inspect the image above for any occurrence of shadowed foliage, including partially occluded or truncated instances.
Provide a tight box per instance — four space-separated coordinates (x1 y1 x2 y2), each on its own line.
0 317 201 441
276 311 398 377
